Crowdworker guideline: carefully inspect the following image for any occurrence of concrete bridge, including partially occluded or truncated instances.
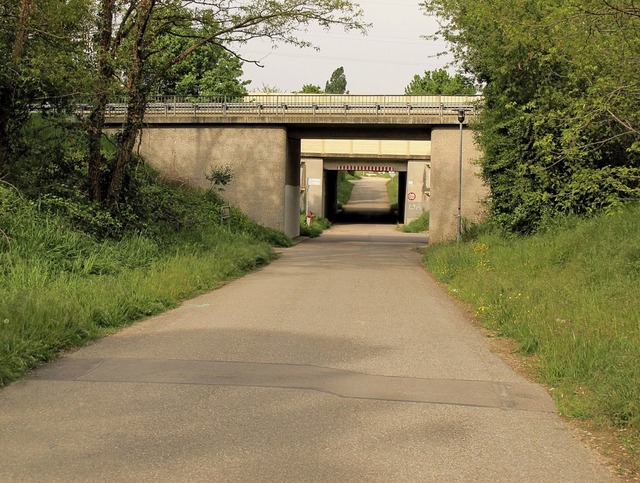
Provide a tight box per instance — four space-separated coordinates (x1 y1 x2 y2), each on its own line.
105 95 487 241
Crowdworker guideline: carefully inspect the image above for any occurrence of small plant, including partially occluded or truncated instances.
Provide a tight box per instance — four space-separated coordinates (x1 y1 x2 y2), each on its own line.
300 214 331 237
205 165 234 192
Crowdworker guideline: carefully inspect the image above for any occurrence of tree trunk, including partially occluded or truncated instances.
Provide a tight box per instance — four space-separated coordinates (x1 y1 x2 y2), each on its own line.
107 90 146 204
12 0 32 61
1 0 32 173
86 0 115 203
106 0 153 205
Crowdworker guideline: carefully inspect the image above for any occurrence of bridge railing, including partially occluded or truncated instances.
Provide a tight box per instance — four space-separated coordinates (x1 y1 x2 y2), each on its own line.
100 94 482 118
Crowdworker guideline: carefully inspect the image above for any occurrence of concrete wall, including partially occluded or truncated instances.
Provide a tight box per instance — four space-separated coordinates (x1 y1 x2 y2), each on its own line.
137 126 291 234
404 160 430 224
301 158 324 216
284 138 301 238
429 127 488 243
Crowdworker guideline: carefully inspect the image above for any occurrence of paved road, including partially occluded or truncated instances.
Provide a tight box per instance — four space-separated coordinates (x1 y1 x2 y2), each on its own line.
0 178 617 481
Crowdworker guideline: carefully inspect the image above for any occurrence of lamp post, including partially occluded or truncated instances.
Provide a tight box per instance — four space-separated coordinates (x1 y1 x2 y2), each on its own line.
457 109 466 243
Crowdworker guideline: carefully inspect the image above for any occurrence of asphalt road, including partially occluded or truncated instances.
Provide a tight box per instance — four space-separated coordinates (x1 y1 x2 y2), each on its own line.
0 178 617 482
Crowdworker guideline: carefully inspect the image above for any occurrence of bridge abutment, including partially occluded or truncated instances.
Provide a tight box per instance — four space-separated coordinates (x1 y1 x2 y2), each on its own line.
429 127 487 243
137 125 294 236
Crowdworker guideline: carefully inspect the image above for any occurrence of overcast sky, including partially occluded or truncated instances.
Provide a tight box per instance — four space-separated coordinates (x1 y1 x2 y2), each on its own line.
237 0 454 95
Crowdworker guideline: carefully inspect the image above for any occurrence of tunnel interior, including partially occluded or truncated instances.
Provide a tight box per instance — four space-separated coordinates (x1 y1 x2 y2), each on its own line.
323 168 406 225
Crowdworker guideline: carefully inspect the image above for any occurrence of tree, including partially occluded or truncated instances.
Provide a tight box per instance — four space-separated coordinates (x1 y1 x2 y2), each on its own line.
154 27 250 98
299 84 323 93
85 0 367 205
0 0 92 177
420 0 640 233
404 68 475 95
325 66 347 94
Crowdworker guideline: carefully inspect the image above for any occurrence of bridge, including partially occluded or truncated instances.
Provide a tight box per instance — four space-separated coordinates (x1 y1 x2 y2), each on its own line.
105 95 487 241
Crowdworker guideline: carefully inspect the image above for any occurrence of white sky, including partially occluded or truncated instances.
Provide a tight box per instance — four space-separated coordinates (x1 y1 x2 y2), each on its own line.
237 0 454 95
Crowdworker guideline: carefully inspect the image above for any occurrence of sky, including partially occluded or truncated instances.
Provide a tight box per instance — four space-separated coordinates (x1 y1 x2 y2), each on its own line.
237 0 454 95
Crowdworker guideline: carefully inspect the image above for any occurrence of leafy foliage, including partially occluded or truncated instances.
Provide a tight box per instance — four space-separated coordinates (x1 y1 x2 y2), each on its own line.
153 26 249 98
325 66 348 94
0 0 92 176
404 68 475 95
299 84 323 93
299 213 331 237
205 164 235 192
421 0 640 233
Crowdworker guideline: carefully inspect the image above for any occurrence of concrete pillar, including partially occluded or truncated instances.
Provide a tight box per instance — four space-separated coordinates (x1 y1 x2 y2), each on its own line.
404 160 430 224
284 137 301 239
430 126 487 243
301 157 324 217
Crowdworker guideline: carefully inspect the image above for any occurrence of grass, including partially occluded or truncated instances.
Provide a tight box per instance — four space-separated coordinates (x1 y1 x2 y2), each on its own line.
299 214 331 237
402 211 429 233
337 171 357 208
422 205 640 477
385 173 398 209
0 183 287 386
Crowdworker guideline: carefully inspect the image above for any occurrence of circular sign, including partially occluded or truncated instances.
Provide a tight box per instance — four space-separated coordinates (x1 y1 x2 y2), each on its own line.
407 192 417 201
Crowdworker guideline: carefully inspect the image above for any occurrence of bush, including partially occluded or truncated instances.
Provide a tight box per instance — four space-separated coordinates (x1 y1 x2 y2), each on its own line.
300 214 331 237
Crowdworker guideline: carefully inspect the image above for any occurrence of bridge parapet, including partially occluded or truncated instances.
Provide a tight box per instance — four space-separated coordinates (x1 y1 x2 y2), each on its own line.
100 94 481 125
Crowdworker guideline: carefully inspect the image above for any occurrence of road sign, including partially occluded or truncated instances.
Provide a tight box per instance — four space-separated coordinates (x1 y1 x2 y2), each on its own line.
407 192 417 201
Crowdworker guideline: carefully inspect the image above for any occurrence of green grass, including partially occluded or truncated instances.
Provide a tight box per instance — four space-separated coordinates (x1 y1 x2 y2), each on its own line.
337 171 356 208
386 175 398 209
0 183 287 386
299 214 331 237
402 211 429 233
423 206 640 474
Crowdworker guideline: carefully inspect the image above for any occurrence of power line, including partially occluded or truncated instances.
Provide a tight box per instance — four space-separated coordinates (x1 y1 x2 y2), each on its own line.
240 49 443 67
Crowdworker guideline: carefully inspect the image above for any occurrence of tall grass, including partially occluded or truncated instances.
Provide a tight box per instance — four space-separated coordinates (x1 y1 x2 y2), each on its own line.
0 184 283 385
337 171 356 207
385 174 398 208
423 206 640 472
402 211 429 233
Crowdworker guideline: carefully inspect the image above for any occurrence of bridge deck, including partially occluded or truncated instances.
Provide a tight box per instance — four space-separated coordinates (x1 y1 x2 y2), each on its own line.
100 95 481 126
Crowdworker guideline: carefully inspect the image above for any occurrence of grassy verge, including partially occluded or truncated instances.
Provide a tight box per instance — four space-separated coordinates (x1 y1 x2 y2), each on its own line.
422 206 640 477
337 171 356 208
402 211 429 233
0 183 289 386
385 174 398 210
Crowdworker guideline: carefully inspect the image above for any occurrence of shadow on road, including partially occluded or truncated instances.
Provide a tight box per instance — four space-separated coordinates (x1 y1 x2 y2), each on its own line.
332 207 398 225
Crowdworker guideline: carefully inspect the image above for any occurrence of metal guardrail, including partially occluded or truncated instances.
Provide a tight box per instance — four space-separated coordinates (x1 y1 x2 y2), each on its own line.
96 95 481 119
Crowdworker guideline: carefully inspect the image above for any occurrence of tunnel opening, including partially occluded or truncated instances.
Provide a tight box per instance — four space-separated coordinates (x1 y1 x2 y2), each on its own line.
325 167 403 225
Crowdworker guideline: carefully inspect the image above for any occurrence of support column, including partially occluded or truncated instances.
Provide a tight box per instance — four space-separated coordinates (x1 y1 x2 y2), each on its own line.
301 157 324 217
284 137 301 239
430 127 487 243
404 160 430 225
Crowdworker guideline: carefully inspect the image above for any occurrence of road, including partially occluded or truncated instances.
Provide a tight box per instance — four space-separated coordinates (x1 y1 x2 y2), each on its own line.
0 178 617 481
